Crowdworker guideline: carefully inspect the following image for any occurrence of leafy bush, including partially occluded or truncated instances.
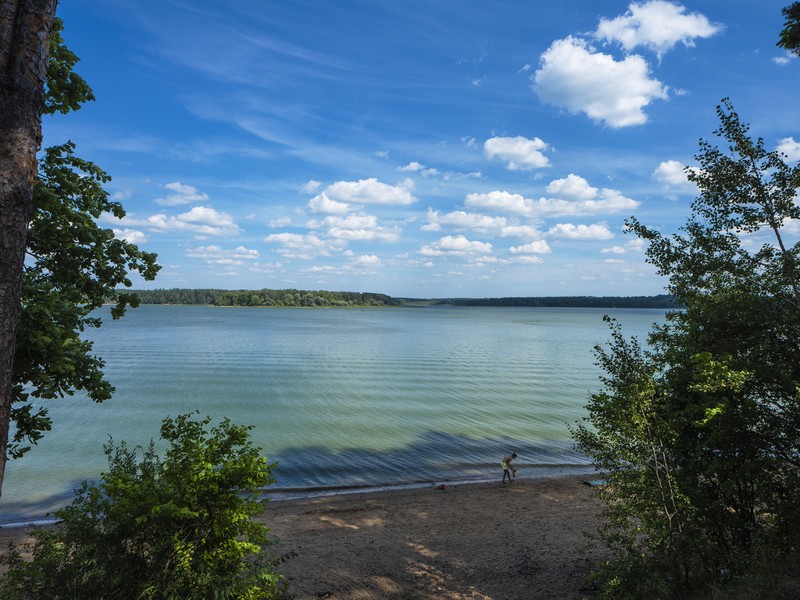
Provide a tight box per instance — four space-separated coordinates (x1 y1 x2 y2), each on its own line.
0 414 294 599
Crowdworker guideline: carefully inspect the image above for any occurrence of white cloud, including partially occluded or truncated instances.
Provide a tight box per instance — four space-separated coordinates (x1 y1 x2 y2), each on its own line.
155 182 209 206
546 174 597 201
466 185 638 218
773 54 796 66
307 192 351 215
301 180 322 193
327 227 399 242
652 160 688 185
484 136 552 170
118 206 241 237
321 178 417 206
307 214 400 242
498 225 542 238
264 232 345 259
419 235 493 257
308 214 378 230
546 222 614 240
113 228 147 244
602 238 645 254
186 244 260 265
777 137 800 162
533 36 668 128
465 190 533 215
509 240 552 254
398 161 440 176
596 1 722 59
512 255 544 264
352 254 381 266
434 210 509 232
652 160 700 193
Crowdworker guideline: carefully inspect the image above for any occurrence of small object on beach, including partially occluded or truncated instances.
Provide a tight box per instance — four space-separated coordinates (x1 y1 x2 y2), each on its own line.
438 484 446 490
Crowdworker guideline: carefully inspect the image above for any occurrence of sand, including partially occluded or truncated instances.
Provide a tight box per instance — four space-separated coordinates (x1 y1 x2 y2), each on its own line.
261 476 609 599
0 475 610 600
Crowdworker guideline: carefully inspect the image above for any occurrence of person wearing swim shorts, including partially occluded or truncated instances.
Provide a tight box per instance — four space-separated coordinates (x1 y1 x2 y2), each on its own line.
502 452 517 484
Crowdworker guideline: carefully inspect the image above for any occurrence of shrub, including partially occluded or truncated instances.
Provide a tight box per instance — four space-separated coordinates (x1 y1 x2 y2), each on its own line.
0 413 294 599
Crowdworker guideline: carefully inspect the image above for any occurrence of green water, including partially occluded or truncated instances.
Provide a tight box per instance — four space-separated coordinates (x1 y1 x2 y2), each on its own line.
0 305 666 523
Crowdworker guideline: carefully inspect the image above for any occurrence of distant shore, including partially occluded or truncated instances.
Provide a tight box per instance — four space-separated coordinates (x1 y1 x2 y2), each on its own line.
125 287 680 310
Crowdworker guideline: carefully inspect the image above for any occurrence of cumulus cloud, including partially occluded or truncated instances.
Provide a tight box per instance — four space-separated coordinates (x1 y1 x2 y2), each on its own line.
419 235 493 257
533 36 668 128
546 222 614 240
466 183 638 218
602 238 646 254
509 240 552 254
465 190 533 215
652 160 700 194
264 232 346 259
398 161 440 177
484 136 552 170
119 206 241 237
426 210 509 233
155 182 209 206
498 225 542 238
307 214 400 242
546 174 598 201
352 254 381 266
595 1 722 59
321 178 416 206
308 192 351 215
186 244 260 265
512 255 544 264
113 228 147 244
652 160 689 185
777 137 800 162
327 226 399 242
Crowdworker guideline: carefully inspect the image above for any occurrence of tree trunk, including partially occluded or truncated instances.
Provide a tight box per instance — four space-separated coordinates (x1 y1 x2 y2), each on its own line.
0 0 58 498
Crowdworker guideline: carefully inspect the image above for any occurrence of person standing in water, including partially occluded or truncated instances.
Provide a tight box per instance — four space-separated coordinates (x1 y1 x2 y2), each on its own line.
502 452 517 484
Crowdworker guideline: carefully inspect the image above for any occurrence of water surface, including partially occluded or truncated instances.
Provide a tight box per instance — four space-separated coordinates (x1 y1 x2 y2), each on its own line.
0 305 666 523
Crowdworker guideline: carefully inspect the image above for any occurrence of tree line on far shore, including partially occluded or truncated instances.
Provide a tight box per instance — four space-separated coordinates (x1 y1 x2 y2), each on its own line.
129 288 679 309
130 288 395 307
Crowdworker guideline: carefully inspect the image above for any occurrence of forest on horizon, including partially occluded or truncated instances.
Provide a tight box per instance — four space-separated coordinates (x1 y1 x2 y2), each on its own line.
128 288 680 309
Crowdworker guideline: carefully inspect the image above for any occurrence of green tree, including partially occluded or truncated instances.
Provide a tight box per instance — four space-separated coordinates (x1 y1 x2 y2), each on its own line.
4 18 160 487
0 414 293 599
778 2 800 56
575 100 800 598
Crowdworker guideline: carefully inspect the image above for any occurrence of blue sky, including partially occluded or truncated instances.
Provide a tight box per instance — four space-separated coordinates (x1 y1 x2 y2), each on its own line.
48 1 799 298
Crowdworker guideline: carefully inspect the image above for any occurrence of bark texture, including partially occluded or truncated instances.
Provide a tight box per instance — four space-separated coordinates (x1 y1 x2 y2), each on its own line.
0 0 58 497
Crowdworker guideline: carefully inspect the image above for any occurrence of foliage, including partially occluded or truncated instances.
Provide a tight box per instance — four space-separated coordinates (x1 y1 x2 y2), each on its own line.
574 100 800 599
9 18 160 460
778 2 800 56
445 294 679 308
132 287 394 307
130 288 679 309
0 414 294 599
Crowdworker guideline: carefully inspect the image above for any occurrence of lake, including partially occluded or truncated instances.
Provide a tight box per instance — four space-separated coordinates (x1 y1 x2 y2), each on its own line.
0 304 667 524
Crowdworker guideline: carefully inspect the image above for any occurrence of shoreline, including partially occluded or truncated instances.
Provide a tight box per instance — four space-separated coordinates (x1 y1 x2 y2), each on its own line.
0 475 609 598
0 463 598 528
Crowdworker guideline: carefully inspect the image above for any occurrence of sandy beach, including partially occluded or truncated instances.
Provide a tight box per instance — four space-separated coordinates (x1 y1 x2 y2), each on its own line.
0 475 609 599
262 475 608 599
